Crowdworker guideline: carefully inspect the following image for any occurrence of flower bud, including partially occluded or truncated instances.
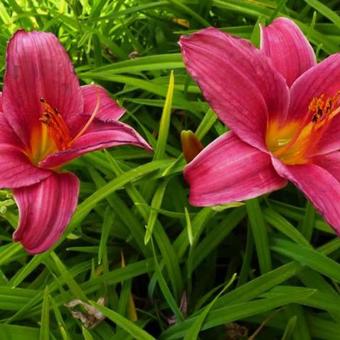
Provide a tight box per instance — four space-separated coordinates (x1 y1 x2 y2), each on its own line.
180 130 204 163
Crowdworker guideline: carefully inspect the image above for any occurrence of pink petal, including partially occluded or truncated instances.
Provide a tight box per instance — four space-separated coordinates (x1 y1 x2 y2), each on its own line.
184 132 287 206
0 144 51 188
261 17 316 86
313 152 340 182
179 27 289 151
39 120 152 169
0 92 2 112
0 114 50 188
272 157 340 234
81 84 125 122
13 172 79 254
0 113 23 146
3 30 83 147
315 121 340 156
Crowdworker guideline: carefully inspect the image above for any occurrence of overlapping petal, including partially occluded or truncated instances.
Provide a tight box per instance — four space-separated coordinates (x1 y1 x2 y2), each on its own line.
184 132 287 206
81 84 125 122
272 157 340 234
0 144 51 188
2 30 83 147
39 120 151 169
313 152 340 182
180 27 289 150
261 17 316 86
0 113 22 146
13 172 79 254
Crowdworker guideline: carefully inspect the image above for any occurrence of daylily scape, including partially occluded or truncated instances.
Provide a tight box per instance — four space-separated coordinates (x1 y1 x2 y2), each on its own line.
180 17 340 234
0 30 151 254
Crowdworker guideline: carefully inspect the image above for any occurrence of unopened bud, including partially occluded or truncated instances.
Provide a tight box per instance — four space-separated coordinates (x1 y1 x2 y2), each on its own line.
180 130 204 163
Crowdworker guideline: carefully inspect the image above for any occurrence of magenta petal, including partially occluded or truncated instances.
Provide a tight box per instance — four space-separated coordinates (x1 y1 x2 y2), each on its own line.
0 114 48 188
180 27 289 150
81 84 125 122
314 152 340 182
3 30 83 147
39 120 151 169
315 120 340 156
272 157 340 234
261 17 316 86
0 144 51 188
184 132 287 206
0 113 23 146
13 172 79 254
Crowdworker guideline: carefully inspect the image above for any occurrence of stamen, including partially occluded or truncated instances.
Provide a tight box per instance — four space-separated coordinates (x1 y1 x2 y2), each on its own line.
308 91 340 124
39 97 72 151
37 90 100 157
40 123 49 156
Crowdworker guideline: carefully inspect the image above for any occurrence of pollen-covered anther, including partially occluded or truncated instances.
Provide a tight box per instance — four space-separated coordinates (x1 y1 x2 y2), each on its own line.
308 91 340 124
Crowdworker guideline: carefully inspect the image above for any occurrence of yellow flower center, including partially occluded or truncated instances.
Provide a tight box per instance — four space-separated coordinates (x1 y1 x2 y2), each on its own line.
266 92 340 165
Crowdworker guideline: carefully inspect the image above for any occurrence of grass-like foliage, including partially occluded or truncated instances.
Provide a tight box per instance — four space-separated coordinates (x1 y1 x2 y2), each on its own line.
1 0 340 339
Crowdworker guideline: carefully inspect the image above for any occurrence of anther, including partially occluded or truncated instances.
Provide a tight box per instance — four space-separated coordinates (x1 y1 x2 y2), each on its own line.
308 92 340 124
40 112 52 124
312 107 323 123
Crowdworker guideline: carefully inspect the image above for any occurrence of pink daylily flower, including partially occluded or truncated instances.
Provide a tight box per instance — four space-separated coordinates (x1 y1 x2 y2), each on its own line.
180 17 340 234
1 30 151 254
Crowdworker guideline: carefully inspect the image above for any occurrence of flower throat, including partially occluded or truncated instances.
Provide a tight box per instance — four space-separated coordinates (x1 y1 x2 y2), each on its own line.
266 91 340 165
29 92 100 165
